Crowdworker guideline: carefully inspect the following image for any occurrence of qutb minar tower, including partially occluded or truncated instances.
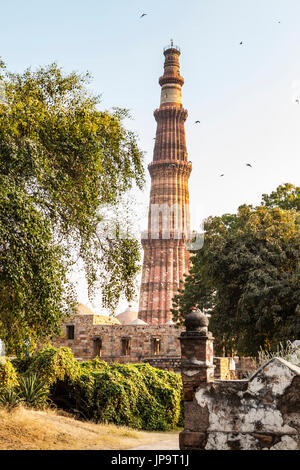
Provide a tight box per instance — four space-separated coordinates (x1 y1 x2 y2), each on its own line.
138 42 192 325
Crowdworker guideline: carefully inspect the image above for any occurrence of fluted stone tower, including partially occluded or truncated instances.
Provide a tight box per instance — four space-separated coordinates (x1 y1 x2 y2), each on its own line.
138 42 192 325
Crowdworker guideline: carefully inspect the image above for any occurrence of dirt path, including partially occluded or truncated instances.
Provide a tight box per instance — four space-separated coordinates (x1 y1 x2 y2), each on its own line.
88 432 180 451
129 435 180 450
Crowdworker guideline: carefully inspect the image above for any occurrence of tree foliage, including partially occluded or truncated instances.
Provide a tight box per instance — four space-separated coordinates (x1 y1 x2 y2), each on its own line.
261 183 300 211
0 61 145 354
0 177 72 354
172 184 300 356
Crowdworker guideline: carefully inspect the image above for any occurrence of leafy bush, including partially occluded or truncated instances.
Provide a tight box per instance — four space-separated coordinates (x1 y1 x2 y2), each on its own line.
12 347 183 430
0 357 19 388
80 357 110 373
24 347 80 386
93 364 182 430
11 357 33 374
18 374 49 408
56 361 182 430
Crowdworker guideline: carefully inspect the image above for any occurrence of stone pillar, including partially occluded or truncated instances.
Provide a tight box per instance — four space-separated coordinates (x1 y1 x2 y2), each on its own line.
179 309 215 450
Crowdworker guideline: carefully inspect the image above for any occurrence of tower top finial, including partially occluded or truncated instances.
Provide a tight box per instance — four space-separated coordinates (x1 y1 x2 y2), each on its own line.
163 41 180 53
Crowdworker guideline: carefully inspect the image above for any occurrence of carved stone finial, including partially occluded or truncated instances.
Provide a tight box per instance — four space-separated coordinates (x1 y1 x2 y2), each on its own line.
185 308 209 333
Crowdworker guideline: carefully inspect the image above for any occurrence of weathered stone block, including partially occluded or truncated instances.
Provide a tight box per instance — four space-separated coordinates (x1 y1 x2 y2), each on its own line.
184 401 209 432
179 431 207 450
181 358 300 450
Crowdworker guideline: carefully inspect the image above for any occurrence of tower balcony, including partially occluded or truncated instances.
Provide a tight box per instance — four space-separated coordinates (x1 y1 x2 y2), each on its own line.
159 74 184 87
148 160 192 176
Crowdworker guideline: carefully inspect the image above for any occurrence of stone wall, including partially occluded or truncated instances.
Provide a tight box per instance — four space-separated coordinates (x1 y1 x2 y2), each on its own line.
233 356 258 379
179 310 300 450
50 313 184 372
142 356 182 373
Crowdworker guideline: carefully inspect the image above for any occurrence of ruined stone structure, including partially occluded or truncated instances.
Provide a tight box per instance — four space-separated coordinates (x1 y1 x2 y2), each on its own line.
51 303 255 377
179 309 300 450
138 41 192 325
51 304 184 372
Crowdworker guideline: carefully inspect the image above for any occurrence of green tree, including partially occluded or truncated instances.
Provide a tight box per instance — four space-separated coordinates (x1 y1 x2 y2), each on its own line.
261 183 300 211
0 61 145 354
172 186 300 356
0 178 73 354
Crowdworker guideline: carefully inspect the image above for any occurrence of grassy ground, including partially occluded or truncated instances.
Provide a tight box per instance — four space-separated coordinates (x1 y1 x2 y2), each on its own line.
0 406 180 450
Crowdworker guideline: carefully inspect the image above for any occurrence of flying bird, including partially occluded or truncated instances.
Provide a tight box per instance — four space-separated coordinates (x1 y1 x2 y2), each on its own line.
246 163 252 168
195 120 200 124
296 99 299 104
220 174 224 177
240 41 243 45
140 13 147 18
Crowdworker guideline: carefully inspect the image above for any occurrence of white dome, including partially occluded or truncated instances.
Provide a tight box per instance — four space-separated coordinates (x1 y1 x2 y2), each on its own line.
116 304 138 325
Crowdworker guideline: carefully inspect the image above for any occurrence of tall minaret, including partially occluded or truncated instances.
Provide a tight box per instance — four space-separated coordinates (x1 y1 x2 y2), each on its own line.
138 42 192 325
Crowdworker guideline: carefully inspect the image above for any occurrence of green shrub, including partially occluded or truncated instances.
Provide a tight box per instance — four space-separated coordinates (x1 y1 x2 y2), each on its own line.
11 356 33 374
15 347 183 431
18 374 49 408
25 347 80 386
62 370 97 420
58 361 183 430
132 363 182 428
0 357 19 388
80 357 109 373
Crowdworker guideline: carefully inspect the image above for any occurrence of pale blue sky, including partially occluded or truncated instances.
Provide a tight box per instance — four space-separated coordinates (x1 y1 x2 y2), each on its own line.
1 1 300 313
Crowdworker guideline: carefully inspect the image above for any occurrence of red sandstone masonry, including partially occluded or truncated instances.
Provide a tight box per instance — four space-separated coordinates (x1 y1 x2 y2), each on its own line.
138 45 191 325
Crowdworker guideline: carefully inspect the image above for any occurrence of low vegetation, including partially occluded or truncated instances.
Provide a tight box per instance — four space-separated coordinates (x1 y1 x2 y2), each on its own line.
258 340 300 367
1 347 183 432
0 357 19 388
